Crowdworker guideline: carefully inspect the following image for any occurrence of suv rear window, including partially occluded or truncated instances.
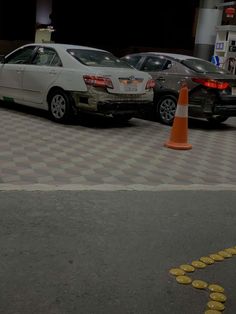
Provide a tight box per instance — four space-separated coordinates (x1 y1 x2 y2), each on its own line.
67 49 132 68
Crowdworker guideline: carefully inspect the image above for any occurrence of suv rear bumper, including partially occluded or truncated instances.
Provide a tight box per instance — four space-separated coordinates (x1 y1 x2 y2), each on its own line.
189 94 236 117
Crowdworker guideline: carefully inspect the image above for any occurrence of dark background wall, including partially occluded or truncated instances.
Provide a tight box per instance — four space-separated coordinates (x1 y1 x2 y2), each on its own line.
0 0 199 55
51 0 199 55
0 0 36 40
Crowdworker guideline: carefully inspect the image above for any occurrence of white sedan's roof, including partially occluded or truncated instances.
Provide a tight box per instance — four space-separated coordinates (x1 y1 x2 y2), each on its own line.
25 43 107 52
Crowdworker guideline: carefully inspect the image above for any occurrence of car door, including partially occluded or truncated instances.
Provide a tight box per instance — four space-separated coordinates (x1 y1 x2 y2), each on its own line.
139 55 171 88
140 55 190 92
0 46 35 103
22 47 62 107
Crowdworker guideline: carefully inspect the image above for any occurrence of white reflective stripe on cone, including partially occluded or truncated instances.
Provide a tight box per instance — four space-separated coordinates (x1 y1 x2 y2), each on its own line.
175 104 188 118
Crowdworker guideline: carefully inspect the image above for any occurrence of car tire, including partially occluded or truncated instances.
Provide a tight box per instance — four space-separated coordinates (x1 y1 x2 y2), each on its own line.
48 89 74 123
113 114 133 123
207 116 228 124
156 94 177 125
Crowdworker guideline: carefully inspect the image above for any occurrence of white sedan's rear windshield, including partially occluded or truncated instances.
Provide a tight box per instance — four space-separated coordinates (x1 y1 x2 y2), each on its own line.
67 49 132 68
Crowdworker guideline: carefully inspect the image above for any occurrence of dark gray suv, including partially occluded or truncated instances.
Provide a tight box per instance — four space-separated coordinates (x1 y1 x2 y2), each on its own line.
121 52 236 125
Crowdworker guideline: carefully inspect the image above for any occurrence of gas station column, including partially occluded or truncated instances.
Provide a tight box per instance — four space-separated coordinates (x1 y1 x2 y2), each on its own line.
194 0 223 60
35 0 53 43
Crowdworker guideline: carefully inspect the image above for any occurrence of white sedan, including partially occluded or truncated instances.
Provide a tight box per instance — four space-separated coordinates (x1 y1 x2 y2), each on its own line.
0 43 154 123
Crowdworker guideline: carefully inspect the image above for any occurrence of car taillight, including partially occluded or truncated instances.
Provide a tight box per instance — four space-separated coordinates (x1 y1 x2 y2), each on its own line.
146 79 156 89
83 75 113 89
192 78 229 90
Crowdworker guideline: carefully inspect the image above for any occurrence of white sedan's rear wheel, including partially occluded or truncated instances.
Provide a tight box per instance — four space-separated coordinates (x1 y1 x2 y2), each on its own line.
48 89 73 123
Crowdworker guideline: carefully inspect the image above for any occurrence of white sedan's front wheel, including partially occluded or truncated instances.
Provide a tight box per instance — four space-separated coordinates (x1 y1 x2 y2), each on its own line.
48 89 73 123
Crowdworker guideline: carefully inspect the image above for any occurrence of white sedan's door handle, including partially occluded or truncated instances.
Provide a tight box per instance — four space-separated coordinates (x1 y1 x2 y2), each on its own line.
17 67 24 74
49 70 57 75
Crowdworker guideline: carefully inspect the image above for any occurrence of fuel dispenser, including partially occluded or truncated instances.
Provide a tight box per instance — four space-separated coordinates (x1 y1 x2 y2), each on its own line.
213 25 236 74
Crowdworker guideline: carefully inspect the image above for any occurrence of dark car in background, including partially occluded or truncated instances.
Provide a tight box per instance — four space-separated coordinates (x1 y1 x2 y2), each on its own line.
121 52 236 125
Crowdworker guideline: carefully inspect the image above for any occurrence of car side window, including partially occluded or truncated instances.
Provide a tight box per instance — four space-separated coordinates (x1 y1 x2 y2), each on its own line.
162 60 172 70
5 47 35 64
32 47 62 67
123 55 142 68
141 56 166 72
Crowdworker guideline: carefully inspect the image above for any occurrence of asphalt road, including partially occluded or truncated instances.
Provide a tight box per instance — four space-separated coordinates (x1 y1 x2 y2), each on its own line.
0 190 236 314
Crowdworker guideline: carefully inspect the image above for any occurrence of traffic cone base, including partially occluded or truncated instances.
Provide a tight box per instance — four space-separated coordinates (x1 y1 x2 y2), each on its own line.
164 141 192 150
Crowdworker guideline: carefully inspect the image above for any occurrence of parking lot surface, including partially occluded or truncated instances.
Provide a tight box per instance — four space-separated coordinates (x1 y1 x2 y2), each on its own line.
0 103 236 187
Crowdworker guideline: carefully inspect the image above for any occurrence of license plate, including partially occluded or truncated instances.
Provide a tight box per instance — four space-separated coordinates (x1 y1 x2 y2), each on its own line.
123 84 137 92
119 79 140 92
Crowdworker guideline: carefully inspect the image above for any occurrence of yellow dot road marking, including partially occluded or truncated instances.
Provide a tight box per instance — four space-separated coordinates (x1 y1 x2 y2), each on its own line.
218 251 232 258
191 260 207 268
169 268 185 276
200 256 215 265
225 248 236 255
179 264 195 272
210 293 227 302
176 275 192 284
207 300 225 311
192 280 208 289
208 284 225 293
209 254 224 261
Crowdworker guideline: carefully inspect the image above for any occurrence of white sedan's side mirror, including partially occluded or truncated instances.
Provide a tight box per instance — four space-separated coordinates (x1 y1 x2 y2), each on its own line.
0 55 5 64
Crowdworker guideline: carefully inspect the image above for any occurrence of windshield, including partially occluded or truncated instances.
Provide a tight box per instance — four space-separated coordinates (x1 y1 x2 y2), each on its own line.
67 49 133 68
181 58 229 74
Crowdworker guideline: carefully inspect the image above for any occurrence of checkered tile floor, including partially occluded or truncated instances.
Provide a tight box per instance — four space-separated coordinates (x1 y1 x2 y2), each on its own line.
0 104 236 185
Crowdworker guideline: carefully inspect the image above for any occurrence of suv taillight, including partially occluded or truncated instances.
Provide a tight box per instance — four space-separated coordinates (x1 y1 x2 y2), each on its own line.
192 78 229 90
146 79 156 89
83 75 113 89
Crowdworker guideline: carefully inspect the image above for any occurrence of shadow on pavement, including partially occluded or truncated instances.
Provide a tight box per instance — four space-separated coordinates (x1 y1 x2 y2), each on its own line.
0 101 136 129
0 100 49 120
136 110 236 132
2 100 236 131
188 117 236 131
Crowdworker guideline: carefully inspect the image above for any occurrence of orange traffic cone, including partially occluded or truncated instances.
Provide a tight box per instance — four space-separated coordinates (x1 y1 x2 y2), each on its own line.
164 85 192 150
